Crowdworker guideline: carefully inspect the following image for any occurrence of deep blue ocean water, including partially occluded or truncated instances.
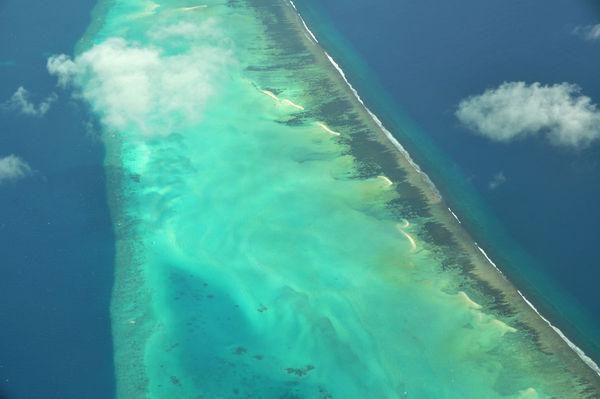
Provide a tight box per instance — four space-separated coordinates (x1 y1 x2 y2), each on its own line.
295 0 600 362
1 1 599 397
0 1 115 398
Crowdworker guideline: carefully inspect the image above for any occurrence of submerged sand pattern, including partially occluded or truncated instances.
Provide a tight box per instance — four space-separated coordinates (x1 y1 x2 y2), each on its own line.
57 0 600 398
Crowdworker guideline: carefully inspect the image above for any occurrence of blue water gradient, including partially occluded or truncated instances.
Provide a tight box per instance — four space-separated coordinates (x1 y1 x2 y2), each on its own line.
293 0 600 362
0 1 115 398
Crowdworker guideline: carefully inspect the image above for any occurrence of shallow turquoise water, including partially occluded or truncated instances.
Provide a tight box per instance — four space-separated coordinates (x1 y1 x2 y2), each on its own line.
51 0 600 397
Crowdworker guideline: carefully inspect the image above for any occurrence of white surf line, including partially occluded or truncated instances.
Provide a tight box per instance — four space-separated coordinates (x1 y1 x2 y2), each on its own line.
397 224 417 251
479 242 600 376
475 244 505 276
322 51 441 202
288 0 441 200
289 1 319 44
378 175 393 186
289 0 600 377
317 122 341 136
517 290 600 377
448 207 462 224
400 219 410 229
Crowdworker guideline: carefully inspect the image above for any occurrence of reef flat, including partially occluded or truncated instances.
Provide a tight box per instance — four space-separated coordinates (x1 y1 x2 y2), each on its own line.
54 0 600 397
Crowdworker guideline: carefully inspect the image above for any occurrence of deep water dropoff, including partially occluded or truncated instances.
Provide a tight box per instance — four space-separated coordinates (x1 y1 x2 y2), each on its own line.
0 0 116 397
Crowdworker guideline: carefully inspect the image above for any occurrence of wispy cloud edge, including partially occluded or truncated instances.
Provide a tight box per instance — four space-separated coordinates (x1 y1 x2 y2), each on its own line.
1 87 57 117
573 24 600 41
0 155 32 184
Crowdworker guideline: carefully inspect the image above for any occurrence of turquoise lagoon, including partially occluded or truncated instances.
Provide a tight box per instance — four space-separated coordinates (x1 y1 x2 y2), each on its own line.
52 0 600 397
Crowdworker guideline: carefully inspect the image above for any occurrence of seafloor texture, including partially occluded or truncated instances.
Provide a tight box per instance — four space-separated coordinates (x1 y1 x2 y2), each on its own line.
58 0 600 398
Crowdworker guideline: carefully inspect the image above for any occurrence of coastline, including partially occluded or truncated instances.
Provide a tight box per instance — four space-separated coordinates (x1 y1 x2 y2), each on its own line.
104 131 153 398
289 0 600 365
69 0 600 396
283 0 600 383
71 2 153 396
74 0 114 54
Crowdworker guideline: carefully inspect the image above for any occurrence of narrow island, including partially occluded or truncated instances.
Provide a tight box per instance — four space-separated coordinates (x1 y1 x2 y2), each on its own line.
52 0 600 397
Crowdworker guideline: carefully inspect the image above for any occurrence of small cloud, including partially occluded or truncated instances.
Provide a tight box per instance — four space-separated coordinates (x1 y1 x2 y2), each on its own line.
573 24 600 41
0 155 32 184
1 86 57 117
456 82 600 148
488 172 506 190
46 54 78 88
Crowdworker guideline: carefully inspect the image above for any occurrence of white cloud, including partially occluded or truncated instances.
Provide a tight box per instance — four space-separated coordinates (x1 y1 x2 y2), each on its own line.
456 82 600 147
573 24 600 41
47 54 78 88
1 87 57 117
47 27 231 137
0 155 32 183
488 172 506 190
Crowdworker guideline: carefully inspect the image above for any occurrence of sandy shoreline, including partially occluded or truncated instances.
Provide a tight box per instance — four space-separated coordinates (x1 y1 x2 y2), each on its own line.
281 0 600 385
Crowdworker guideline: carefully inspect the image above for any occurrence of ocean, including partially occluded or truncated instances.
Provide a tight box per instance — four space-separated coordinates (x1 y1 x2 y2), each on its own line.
2 0 599 398
0 1 115 398
293 0 600 363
